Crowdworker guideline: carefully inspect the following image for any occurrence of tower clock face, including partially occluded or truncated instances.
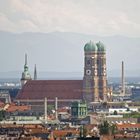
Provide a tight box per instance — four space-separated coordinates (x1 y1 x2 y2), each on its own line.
86 59 91 65
86 69 91 75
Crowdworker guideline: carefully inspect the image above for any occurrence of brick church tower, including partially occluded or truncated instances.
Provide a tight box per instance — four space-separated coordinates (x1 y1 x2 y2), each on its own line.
83 41 107 102
96 41 107 101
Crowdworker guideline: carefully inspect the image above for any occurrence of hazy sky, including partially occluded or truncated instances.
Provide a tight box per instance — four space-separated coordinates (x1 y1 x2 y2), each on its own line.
0 0 140 37
0 0 140 77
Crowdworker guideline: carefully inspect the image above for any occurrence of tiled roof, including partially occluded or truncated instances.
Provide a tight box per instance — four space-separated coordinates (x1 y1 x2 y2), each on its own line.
53 130 79 137
23 124 43 129
6 104 31 112
58 108 69 113
16 80 83 100
117 123 140 129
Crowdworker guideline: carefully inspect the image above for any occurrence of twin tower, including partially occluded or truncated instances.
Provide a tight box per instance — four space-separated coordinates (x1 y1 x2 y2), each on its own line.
83 41 107 102
21 41 108 103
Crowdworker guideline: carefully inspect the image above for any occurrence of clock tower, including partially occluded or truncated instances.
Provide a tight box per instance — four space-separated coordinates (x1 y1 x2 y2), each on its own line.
83 41 99 102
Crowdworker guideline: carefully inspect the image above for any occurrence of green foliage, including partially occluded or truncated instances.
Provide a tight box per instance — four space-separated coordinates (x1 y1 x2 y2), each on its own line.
99 121 117 135
110 124 118 135
113 110 118 115
102 102 108 109
126 108 130 111
123 111 140 118
47 105 55 114
99 120 110 135
0 110 5 121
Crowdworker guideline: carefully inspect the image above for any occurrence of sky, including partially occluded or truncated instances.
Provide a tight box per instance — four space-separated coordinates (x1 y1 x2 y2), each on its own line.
0 0 140 37
0 0 140 77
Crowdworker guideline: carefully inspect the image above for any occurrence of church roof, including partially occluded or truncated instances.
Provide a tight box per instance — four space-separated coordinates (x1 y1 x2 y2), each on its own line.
16 80 83 100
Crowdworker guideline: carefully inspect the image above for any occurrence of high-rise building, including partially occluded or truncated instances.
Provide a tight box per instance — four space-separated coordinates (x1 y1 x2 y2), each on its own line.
83 41 107 102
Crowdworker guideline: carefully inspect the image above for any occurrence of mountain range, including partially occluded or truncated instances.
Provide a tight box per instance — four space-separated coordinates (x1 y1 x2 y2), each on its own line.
0 31 140 78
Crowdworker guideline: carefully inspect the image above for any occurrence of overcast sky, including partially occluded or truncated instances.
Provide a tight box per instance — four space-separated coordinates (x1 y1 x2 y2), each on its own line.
0 0 140 37
0 0 140 77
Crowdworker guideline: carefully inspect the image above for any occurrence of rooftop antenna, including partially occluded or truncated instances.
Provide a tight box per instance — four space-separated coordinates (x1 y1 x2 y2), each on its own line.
121 61 125 96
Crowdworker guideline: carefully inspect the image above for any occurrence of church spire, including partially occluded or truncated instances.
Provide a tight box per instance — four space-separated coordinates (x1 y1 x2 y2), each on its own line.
21 54 31 87
34 64 37 80
25 53 27 65
24 53 29 72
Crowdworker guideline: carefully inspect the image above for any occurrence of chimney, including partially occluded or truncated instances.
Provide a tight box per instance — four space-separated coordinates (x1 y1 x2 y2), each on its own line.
121 61 125 96
44 97 47 121
34 64 37 80
55 97 58 120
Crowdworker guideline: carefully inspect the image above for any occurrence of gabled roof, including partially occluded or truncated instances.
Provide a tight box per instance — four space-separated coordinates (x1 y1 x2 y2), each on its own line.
16 80 83 100
117 123 140 129
5 103 31 112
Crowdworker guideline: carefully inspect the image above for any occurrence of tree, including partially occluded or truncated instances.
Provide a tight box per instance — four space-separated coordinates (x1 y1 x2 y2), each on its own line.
102 102 108 109
99 121 110 135
47 105 55 114
0 110 5 121
113 110 118 115
99 121 117 136
126 108 130 112
110 124 118 135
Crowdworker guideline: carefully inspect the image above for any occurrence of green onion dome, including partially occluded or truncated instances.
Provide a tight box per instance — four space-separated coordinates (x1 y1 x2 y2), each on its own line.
96 41 106 52
84 41 98 52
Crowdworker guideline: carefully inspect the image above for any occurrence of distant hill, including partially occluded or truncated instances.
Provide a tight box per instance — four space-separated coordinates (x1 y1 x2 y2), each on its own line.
0 31 140 78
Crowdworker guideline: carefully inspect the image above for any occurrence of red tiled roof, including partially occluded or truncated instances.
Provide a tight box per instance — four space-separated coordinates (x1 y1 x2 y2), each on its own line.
16 80 83 100
23 124 43 129
53 130 79 137
6 104 31 112
117 123 140 129
58 108 69 113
